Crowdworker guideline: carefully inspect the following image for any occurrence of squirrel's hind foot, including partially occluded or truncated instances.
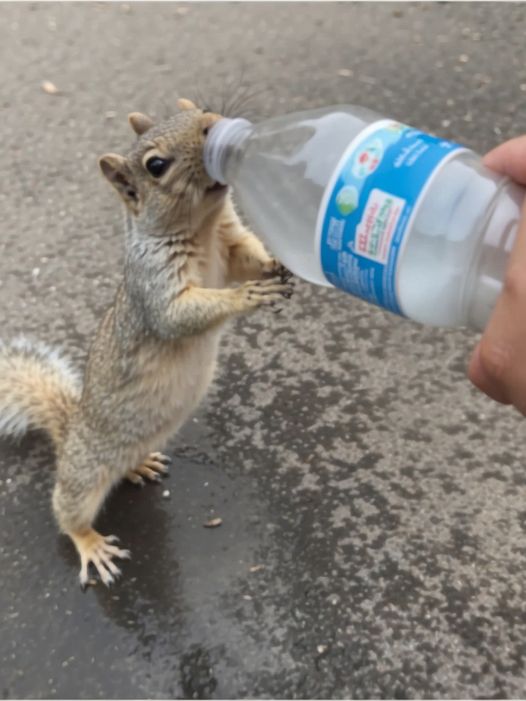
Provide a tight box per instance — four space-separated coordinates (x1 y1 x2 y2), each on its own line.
69 528 131 589
126 452 171 487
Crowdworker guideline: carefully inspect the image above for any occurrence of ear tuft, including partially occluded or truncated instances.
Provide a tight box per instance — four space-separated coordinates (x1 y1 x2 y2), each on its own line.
177 98 197 112
128 112 155 136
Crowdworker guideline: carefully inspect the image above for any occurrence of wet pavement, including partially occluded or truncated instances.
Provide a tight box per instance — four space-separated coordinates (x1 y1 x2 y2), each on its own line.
2 2 526 698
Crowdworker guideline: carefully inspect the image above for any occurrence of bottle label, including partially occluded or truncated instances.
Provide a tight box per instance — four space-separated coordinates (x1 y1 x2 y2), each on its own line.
317 119 465 314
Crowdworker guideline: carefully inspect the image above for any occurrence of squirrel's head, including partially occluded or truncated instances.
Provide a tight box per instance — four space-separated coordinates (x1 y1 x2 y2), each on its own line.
98 99 227 233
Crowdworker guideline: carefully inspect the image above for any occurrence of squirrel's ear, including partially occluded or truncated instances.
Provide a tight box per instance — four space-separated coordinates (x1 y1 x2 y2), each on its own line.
99 153 139 212
177 98 197 111
128 112 154 136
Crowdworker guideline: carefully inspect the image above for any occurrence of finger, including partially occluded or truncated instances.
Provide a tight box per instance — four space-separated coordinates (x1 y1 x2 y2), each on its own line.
483 136 526 185
467 200 526 412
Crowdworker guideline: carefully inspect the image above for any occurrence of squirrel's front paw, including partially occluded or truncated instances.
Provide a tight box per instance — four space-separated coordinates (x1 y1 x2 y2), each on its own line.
262 259 294 283
237 278 294 312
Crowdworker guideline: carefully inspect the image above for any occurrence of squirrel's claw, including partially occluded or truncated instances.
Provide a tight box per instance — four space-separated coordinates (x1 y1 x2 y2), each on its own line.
279 268 294 284
263 260 294 284
104 534 120 544
126 452 171 486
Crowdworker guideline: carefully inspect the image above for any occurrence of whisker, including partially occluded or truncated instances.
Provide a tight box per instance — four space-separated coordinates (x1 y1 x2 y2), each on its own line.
216 69 271 120
194 85 213 114
158 96 173 121
225 85 271 119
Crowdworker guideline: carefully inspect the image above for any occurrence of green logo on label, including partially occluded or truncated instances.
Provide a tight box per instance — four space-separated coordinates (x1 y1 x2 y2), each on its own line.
336 185 359 216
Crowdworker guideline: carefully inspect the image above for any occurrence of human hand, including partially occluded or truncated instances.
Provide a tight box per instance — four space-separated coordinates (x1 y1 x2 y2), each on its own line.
468 136 526 414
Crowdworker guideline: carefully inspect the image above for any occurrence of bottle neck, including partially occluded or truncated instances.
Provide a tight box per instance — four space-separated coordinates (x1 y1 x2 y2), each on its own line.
203 117 253 185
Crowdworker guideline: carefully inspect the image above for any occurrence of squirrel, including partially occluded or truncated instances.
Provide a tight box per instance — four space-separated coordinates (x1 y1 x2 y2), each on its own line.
0 98 293 588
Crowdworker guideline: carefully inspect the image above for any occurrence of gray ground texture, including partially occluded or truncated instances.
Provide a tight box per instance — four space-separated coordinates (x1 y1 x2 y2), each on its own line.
1 2 526 699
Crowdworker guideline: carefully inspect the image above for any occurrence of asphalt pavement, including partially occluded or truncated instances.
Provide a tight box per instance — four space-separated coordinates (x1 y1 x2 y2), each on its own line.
2 2 526 698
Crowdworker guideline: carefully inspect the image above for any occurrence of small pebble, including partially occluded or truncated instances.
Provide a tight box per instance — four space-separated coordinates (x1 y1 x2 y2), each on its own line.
458 54 469 63
520 83 526 92
249 564 265 573
317 644 328 654
337 68 353 78
203 517 222 528
41 80 59 95
162 489 170 499
32 267 40 278
441 119 451 128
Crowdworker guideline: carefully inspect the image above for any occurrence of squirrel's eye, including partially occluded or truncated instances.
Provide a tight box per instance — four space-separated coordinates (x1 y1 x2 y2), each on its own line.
145 156 170 178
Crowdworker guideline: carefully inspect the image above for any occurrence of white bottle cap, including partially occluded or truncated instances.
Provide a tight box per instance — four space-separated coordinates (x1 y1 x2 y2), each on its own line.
204 118 252 185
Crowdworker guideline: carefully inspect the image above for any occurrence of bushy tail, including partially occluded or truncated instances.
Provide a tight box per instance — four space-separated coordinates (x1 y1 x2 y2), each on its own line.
0 338 82 448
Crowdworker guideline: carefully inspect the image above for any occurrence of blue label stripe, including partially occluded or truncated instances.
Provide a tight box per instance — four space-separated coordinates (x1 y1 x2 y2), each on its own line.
319 121 463 315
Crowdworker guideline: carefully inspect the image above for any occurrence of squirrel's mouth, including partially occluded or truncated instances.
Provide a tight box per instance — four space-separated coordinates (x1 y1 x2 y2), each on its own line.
206 181 228 194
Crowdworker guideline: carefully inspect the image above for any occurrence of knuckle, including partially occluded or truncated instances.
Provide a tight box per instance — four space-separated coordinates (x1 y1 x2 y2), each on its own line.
477 339 512 384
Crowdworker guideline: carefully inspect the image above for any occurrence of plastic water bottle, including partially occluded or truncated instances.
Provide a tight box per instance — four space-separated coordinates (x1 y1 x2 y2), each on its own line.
204 105 525 329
